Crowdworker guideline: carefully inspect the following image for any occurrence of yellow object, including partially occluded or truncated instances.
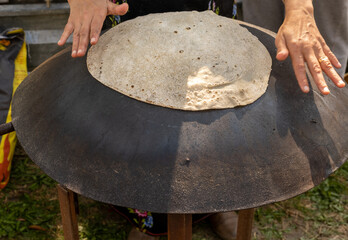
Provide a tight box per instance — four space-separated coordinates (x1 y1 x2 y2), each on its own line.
0 32 27 190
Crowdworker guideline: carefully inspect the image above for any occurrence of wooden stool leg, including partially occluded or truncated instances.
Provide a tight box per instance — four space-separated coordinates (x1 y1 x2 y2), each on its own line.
57 185 79 240
167 214 192 240
236 208 255 240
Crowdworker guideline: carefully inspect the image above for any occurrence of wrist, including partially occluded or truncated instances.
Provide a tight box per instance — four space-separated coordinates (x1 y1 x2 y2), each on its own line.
283 0 314 15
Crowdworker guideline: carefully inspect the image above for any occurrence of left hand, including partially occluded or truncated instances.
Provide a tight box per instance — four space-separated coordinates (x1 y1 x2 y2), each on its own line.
275 3 345 95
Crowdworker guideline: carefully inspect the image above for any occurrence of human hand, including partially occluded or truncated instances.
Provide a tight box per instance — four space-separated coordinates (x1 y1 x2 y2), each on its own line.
58 0 128 58
275 1 345 95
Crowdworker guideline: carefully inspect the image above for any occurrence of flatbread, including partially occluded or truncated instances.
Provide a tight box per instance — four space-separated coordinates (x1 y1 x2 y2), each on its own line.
87 11 272 111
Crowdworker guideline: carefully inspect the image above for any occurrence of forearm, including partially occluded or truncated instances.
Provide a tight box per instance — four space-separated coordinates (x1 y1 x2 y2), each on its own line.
283 0 314 15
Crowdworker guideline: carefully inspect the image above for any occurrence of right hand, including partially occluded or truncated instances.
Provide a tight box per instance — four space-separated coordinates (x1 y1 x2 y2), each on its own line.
58 0 128 58
275 0 345 95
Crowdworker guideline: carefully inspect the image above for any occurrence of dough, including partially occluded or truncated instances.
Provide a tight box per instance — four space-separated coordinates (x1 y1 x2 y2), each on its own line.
87 11 272 111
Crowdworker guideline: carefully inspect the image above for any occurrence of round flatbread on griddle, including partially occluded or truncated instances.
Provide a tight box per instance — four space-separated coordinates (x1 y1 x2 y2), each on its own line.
87 11 272 111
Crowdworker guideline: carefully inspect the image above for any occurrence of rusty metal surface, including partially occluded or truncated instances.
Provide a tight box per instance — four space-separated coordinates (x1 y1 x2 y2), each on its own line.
11 25 348 213
0 122 14 135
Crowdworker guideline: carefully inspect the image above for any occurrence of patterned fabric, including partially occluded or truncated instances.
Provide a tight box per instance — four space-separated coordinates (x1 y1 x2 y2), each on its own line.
128 209 154 231
105 0 236 235
111 205 210 236
208 0 237 18
111 206 168 236
108 0 128 27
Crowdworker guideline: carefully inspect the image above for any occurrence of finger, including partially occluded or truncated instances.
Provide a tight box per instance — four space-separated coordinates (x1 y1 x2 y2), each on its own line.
76 19 92 57
275 33 289 61
289 52 310 93
107 2 129 16
305 52 330 95
71 25 81 58
318 56 345 88
90 14 105 45
318 37 341 69
58 21 74 46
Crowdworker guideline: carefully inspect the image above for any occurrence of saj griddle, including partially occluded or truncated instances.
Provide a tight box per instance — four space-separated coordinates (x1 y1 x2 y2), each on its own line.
1 23 347 240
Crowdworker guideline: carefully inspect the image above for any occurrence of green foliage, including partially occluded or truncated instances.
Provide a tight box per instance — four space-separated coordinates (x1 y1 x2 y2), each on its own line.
254 205 292 239
78 201 130 240
0 157 59 240
254 161 348 239
305 166 347 212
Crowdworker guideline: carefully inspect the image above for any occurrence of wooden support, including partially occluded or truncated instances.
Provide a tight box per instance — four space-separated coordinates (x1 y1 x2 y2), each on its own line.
57 185 79 240
55 184 254 240
236 208 255 240
167 214 192 240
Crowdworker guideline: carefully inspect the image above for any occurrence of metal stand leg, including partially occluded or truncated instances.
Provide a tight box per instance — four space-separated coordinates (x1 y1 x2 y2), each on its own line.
236 208 255 240
57 185 79 240
167 214 192 240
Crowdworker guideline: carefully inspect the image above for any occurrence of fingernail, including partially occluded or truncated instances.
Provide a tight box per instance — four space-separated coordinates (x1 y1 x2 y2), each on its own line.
91 37 96 43
323 87 330 93
72 50 76 56
339 80 345 86
58 40 61 45
303 86 309 92
77 49 83 55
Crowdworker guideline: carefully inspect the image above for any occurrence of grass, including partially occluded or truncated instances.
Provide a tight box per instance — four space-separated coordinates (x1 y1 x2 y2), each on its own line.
253 162 348 240
0 145 347 240
0 149 59 240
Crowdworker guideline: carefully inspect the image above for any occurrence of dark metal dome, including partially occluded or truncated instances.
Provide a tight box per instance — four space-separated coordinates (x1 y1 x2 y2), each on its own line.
11 24 348 213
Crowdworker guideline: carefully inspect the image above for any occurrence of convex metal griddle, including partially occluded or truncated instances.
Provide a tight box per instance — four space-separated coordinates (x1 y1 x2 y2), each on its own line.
1 24 348 215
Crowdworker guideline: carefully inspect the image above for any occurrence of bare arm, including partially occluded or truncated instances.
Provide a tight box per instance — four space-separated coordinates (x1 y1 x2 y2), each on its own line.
58 0 128 58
